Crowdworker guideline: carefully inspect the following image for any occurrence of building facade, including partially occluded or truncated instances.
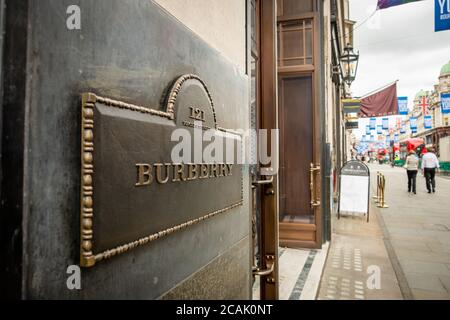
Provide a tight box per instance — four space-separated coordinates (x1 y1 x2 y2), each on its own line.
1 0 351 300
412 61 450 163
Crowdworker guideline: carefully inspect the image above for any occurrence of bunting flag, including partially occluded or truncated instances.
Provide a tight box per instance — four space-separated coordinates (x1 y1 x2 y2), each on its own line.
419 96 429 116
369 118 376 130
424 115 433 129
382 117 389 130
398 96 409 115
377 0 424 10
441 93 450 114
377 125 383 134
410 117 418 130
359 83 398 118
400 122 406 134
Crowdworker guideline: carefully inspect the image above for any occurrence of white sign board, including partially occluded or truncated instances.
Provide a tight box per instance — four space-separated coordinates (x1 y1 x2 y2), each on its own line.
338 161 370 222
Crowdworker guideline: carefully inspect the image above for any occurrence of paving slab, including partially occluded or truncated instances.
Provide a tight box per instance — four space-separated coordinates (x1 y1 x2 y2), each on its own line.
368 164 450 300
317 200 403 300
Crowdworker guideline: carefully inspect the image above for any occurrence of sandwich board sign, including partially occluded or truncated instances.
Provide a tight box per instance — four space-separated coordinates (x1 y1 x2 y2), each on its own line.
338 160 370 222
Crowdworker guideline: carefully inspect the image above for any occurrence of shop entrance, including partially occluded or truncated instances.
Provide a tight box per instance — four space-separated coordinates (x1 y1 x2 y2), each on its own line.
277 0 322 249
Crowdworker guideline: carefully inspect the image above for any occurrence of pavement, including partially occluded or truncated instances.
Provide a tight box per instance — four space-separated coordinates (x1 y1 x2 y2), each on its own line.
368 164 450 300
254 163 450 300
317 200 403 300
318 163 450 300
253 244 329 300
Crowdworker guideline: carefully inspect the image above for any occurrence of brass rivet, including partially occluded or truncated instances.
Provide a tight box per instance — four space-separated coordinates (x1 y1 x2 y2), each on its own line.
83 218 93 229
82 241 92 251
83 196 93 208
84 129 94 142
83 175 92 186
84 152 93 163
84 108 94 119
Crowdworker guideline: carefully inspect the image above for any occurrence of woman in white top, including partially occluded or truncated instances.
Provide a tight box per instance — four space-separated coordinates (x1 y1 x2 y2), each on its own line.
405 150 419 195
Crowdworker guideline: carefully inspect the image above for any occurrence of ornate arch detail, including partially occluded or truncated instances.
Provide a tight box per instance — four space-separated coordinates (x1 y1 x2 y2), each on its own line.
166 74 217 129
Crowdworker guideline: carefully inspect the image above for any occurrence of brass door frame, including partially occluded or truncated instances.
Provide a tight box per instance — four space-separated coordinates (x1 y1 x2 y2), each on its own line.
250 0 279 300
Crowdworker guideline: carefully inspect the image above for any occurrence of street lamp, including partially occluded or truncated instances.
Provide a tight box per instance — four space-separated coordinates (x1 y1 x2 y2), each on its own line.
340 44 359 87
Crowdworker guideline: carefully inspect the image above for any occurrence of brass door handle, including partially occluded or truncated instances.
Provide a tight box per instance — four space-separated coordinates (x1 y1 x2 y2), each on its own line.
252 176 274 186
252 255 275 277
310 163 321 208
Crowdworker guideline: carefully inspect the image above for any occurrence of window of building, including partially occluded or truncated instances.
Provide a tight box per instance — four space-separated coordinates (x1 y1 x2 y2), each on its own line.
277 19 313 67
277 0 315 16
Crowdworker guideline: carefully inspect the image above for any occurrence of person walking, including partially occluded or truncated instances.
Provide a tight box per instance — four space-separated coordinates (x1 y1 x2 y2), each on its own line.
405 150 419 194
421 147 440 194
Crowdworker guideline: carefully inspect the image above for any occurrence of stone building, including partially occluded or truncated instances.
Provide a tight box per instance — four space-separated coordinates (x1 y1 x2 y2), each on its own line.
415 60 450 163
0 0 352 300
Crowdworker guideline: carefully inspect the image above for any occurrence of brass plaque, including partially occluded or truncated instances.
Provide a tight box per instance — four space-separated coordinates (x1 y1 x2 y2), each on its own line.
80 75 243 267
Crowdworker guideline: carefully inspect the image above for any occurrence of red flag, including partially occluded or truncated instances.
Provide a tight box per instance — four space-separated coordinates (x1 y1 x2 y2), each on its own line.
419 96 429 116
359 83 398 118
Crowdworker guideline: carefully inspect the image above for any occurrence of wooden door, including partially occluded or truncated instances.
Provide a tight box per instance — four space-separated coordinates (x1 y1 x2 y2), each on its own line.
276 0 322 249
279 75 313 221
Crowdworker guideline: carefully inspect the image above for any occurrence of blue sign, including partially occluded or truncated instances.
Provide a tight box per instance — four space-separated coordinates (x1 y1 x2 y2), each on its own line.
435 0 450 32
382 118 389 130
369 118 376 130
398 97 408 115
412 127 417 134
377 125 383 134
361 135 366 142
442 93 450 114
424 115 433 129
366 125 371 135
400 123 406 134
410 117 418 129
370 135 375 142
386 135 391 144
394 134 399 143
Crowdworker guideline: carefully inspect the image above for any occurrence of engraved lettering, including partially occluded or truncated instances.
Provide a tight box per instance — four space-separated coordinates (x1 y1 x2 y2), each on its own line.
155 163 170 184
226 164 233 176
136 164 153 186
189 107 206 122
220 164 227 177
210 164 219 178
187 164 199 181
134 163 234 186
172 164 186 182
200 164 210 179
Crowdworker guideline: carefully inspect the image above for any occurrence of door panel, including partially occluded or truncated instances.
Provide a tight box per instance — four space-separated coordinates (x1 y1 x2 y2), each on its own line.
279 75 313 220
250 0 279 300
